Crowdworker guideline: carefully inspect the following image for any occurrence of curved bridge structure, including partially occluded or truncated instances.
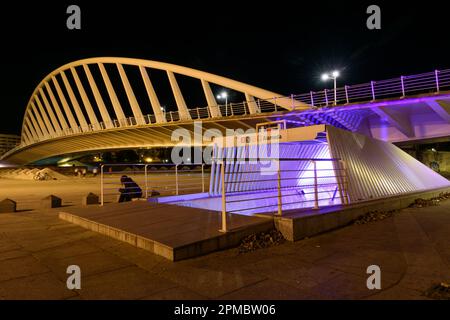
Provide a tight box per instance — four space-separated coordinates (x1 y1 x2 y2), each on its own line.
2 57 450 165
2 57 310 164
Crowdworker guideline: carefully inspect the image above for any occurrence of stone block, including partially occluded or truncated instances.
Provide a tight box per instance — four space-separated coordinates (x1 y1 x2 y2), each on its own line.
41 195 62 209
0 198 16 213
82 193 99 206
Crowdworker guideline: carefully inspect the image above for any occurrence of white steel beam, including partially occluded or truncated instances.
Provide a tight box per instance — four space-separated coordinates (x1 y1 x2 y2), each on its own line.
245 93 259 114
24 117 38 140
38 88 62 133
116 63 145 125
426 100 450 124
60 71 89 131
44 82 69 130
30 102 49 137
201 79 221 118
83 64 113 129
167 71 191 121
34 95 55 135
98 63 126 125
27 108 44 139
52 76 79 131
373 106 415 138
70 67 100 130
139 66 166 123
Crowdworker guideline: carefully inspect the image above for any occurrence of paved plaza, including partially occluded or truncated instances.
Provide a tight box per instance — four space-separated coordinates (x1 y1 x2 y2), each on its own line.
1 187 449 299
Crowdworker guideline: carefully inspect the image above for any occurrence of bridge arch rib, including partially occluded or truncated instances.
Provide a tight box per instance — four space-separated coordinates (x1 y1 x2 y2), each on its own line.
19 57 309 147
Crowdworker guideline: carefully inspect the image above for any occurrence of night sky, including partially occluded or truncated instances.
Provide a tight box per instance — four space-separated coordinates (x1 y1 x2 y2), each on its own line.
1 1 449 135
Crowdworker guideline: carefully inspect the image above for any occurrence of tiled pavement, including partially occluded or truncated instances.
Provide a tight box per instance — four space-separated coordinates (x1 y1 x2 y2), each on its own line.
0 200 449 299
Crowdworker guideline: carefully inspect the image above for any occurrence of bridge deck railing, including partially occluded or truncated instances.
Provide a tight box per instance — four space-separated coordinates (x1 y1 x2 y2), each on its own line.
294 69 450 107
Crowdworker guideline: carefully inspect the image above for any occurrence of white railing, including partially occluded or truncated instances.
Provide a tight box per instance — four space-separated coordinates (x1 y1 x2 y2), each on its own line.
294 69 450 107
217 157 349 232
99 163 207 206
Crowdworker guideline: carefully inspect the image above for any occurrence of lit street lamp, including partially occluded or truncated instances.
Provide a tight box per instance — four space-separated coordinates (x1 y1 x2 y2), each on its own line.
216 91 228 116
321 70 340 106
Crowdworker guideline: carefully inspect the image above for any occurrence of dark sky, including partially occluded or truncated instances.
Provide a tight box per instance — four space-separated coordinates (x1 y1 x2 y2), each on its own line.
1 1 449 134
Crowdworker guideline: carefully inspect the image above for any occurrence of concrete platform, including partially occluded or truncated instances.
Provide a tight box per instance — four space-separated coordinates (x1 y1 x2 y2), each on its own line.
59 200 273 261
274 186 450 241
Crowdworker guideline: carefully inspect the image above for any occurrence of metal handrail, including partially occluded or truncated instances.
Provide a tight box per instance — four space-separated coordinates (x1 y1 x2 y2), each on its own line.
99 163 206 205
218 157 349 232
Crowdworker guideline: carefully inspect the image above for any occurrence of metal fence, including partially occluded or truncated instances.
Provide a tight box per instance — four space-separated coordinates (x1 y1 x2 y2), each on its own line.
100 163 208 205
294 69 450 107
218 158 349 232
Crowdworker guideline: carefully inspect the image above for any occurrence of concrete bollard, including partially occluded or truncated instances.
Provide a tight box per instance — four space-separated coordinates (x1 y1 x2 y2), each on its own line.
149 190 160 197
0 198 17 213
82 193 99 206
41 195 62 209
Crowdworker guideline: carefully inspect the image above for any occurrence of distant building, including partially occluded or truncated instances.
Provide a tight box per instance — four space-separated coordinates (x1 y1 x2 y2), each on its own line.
0 134 20 156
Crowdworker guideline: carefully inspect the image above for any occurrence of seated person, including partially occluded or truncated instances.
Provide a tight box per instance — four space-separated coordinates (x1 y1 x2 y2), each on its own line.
118 175 142 202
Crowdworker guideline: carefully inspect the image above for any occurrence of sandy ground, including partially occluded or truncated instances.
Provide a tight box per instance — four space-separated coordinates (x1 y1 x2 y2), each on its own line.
0 173 208 211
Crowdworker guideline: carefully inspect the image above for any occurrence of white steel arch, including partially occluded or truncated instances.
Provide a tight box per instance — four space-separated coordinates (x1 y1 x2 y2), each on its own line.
19 57 310 147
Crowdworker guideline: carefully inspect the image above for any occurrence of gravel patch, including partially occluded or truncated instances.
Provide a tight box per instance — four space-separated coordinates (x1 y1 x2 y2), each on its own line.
238 229 285 253
423 282 450 300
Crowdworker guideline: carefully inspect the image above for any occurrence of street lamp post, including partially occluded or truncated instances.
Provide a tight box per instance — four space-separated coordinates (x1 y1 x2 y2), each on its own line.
216 91 228 116
321 71 340 106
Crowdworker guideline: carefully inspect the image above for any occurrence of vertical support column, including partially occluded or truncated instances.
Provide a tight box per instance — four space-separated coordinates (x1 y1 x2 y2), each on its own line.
116 64 145 125
400 76 405 97
313 160 319 209
220 160 227 233
334 160 345 205
245 93 259 114
23 123 34 142
201 79 221 118
310 91 315 106
139 66 166 123
201 164 205 193
371 81 376 100
30 102 49 138
324 89 329 106
144 164 148 198
344 86 349 103
34 95 55 135
70 67 100 130
98 63 126 126
60 71 89 131
24 117 38 140
38 88 62 133
167 71 191 121
340 160 349 204
27 109 44 139
277 161 282 216
100 165 104 206
44 82 69 130
83 65 113 129
21 130 31 145
175 164 179 195
52 76 79 131
435 70 440 93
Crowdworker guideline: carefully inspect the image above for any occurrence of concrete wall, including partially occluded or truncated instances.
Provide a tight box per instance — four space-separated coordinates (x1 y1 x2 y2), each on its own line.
275 186 450 241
